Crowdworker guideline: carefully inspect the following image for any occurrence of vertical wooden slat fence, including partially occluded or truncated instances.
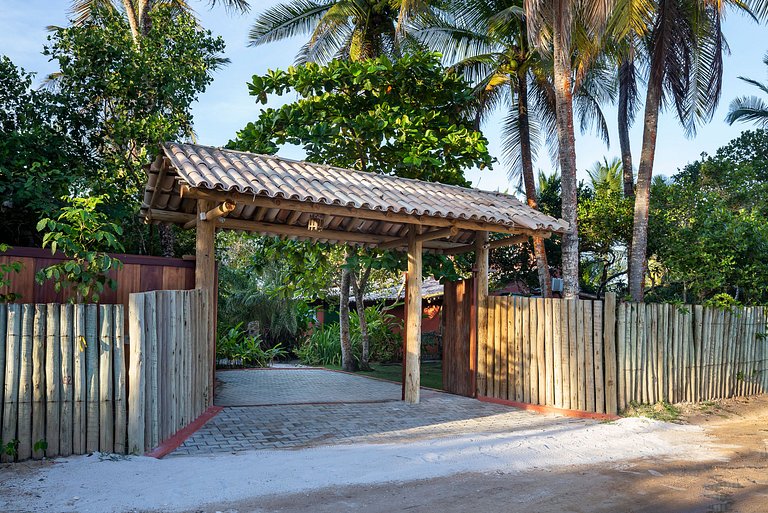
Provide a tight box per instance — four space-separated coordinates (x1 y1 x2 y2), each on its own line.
480 296 617 414
127 289 210 454
479 293 768 415
0 303 124 461
615 303 768 407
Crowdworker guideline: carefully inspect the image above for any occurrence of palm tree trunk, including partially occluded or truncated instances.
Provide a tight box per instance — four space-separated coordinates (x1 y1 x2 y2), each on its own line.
121 0 141 43
339 250 356 371
517 74 552 297
629 78 663 302
552 25 580 299
617 58 635 198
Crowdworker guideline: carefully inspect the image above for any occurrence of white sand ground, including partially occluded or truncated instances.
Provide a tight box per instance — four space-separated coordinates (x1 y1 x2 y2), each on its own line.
1 417 723 513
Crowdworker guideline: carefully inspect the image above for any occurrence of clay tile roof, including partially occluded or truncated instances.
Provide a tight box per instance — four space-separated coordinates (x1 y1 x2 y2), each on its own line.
145 142 569 237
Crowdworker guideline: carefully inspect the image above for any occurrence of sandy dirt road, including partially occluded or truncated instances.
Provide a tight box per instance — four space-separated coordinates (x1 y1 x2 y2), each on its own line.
2 395 766 513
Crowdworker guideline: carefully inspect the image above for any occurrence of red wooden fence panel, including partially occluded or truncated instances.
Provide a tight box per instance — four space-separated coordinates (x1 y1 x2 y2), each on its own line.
0 247 195 313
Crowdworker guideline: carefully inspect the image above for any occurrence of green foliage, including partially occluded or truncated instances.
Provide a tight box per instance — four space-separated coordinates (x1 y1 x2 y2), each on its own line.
40 5 225 255
2 439 19 459
350 304 403 362
33 439 48 454
0 57 93 245
231 52 492 185
216 322 287 368
297 304 402 365
297 323 344 367
621 401 681 423
35 196 124 303
0 244 22 302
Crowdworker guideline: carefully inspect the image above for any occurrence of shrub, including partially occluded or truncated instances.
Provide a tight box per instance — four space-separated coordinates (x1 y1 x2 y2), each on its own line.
216 322 287 368
297 303 402 366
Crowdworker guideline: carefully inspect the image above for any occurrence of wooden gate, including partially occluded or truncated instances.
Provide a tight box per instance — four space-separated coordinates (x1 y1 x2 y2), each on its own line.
442 278 476 397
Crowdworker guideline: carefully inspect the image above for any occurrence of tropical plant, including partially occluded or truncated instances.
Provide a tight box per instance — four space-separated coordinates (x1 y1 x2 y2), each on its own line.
35 196 124 303
216 322 287 368
69 0 250 42
297 322 345 366
417 0 615 297
524 0 614 299
349 303 402 362
248 0 435 63
726 53 768 128
628 0 765 301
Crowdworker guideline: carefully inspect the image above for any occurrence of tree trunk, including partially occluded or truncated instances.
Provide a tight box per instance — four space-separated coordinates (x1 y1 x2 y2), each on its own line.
629 78 663 302
552 24 580 299
339 250 356 372
618 58 635 199
351 265 372 371
517 73 552 297
618 57 635 285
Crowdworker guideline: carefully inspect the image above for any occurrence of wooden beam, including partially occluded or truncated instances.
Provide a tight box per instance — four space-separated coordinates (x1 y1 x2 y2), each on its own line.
182 201 236 230
475 232 489 398
404 225 423 404
145 156 169 216
194 200 217 407
442 234 530 255
179 185 555 237
379 225 459 250
218 217 399 245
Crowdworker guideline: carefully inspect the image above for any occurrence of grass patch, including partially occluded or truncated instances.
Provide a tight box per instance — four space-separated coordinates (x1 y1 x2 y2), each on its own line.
324 361 443 390
621 401 681 422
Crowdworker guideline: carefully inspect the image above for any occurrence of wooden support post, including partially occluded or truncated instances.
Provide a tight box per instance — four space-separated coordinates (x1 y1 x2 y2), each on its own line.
195 199 217 407
404 226 422 404
474 232 489 398
603 293 618 415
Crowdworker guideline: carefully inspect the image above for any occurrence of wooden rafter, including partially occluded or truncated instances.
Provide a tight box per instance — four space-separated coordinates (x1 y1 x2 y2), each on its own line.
379 225 459 250
179 185 551 238
443 234 530 255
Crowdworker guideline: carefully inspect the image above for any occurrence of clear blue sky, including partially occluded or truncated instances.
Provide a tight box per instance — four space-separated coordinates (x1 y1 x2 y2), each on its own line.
2 1 766 191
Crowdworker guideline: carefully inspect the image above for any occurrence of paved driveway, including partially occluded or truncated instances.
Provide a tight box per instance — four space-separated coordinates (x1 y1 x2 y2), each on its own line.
172 368 590 456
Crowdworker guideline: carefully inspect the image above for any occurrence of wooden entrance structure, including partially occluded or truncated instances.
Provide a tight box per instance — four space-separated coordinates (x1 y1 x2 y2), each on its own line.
141 142 568 404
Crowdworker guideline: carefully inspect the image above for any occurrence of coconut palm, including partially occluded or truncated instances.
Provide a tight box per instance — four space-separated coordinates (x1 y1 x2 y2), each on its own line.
627 0 765 301
417 0 614 297
70 1 250 42
248 0 433 63
587 156 623 192
726 53 768 128
524 0 615 299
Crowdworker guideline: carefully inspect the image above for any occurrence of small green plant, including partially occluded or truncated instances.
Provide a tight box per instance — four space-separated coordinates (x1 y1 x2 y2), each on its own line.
216 322 286 368
36 195 124 303
0 244 22 302
704 293 742 310
621 401 681 423
2 439 19 459
33 439 48 454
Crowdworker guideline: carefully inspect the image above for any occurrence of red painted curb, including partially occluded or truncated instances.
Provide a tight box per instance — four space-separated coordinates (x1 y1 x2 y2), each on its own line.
478 396 620 421
145 406 224 459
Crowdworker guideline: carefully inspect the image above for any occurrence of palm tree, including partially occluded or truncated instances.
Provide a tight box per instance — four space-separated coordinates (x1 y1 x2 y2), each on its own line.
587 156 623 192
417 0 614 297
249 0 430 63
627 0 764 301
524 0 614 299
70 1 250 42
726 53 768 128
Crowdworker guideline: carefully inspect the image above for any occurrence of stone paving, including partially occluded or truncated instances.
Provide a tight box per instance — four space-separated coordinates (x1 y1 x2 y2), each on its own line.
214 369 400 406
171 369 588 456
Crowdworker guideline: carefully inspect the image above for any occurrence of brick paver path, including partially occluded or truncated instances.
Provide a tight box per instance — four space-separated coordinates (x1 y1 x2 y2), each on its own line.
172 369 587 456
214 369 400 406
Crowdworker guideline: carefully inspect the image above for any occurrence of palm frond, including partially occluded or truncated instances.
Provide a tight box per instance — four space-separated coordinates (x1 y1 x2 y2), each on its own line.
725 96 768 127
249 0 335 47
69 0 119 25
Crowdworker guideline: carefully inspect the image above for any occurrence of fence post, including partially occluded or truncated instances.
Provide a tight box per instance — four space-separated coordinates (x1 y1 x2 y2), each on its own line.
128 293 146 454
603 293 618 415
31 305 46 459
1 305 21 463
